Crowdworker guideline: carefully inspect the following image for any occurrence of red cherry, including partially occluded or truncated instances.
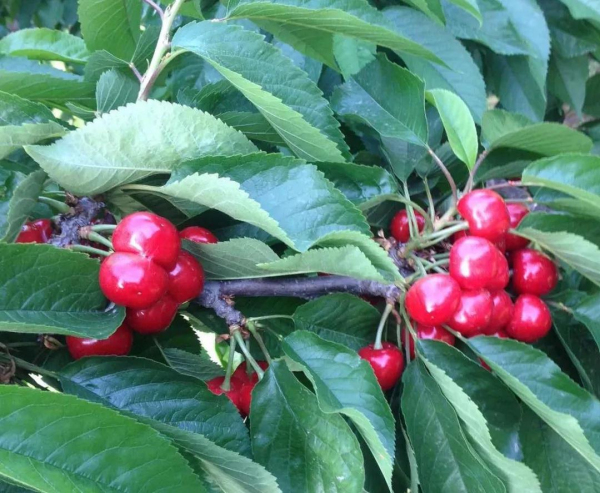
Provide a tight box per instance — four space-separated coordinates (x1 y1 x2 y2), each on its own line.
511 249 558 296
505 203 530 251
125 294 179 334
31 219 53 242
494 235 507 254
99 252 168 309
167 251 205 303
207 376 243 411
403 324 456 359
66 323 133 360
232 360 269 384
180 226 218 244
358 342 404 391
486 248 509 291
112 212 180 269
390 210 425 243
16 219 53 243
506 294 552 342
405 274 461 326
449 236 499 290
447 289 493 337
237 381 255 417
483 290 513 334
480 330 508 370
457 189 510 241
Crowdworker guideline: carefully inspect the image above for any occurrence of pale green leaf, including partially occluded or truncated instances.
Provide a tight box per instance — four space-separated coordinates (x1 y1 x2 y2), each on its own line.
0 28 89 64
0 170 46 242
96 70 138 114
558 0 600 23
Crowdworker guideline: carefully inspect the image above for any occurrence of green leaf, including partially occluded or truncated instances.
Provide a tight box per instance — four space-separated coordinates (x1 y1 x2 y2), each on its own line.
162 348 225 381
331 54 428 147
292 293 380 350
60 356 251 456
521 406 600 492
332 36 376 78
0 385 204 492
0 169 46 242
383 6 487 123
480 109 532 146
217 112 285 145
0 244 124 337
283 331 396 489
402 360 506 493
251 360 365 492
172 21 346 162
447 0 482 21
405 0 445 24
79 0 142 60
558 0 600 23
0 28 89 64
469 336 600 473
0 56 96 105
26 100 257 195
573 293 600 351
426 88 477 169
584 74 600 118
224 0 444 69
518 212 600 250
419 340 541 492
548 54 588 118
96 70 138 114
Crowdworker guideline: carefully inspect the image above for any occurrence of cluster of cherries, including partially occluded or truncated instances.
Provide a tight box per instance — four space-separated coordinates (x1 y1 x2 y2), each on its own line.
358 189 557 391
16 218 53 244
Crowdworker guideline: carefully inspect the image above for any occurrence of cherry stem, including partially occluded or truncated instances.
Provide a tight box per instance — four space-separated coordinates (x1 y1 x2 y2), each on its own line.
423 177 436 225
82 231 114 250
246 315 294 322
505 198 533 204
417 221 469 248
232 330 265 379
402 181 419 239
442 324 466 342
221 335 237 392
374 303 394 350
427 147 458 207
142 0 164 19
548 301 573 314
69 244 110 257
0 353 58 379
38 196 70 214
464 149 490 193
485 181 524 190
399 305 418 358
409 255 428 277
247 322 272 364
90 224 117 233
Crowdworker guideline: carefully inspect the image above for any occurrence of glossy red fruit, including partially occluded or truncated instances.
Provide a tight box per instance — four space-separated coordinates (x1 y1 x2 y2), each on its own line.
506 294 552 342
16 219 53 243
449 236 499 290
483 290 514 334
112 212 180 269
179 226 218 244
125 294 179 334
237 381 255 417
505 203 530 251
66 323 133 360
487 248 509 291
480 330 508 370
405 274 461 326
232 361 269 384
447 289 493 337
99 252 168 309
390 210 425 243
512 248 558 296
457 189 510 241
358 342 404 391
167 251 205 303
207 376 243 410
404 324 456 359
494 235 507 254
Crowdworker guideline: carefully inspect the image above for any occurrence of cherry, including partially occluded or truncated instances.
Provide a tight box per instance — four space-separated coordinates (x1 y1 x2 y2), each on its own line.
511 248 558 296
486 248 509 291
457 189 510 241
16 219 53 244
480 330 508 370
494 235 507 254
390 210 425 243
483 290 513 334
447 289 493 337
506 294 552 342
237 381 255 417
66 323 133 360
125 294 179 334
180 226 218 244
99 252 168 309
358 342 404 391
207 376 243 411
403 324 456 359
167 251 205 303
505 203 530 251
232 361 269 384
112 212 180 269
405 274 461 326
449 236 499 290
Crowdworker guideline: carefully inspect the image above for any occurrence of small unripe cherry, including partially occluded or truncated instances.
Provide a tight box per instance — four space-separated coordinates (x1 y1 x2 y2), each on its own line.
457 189 510 241
167 251 205 303
125 294 179 334
66 323 133 360
449 236 499 290
447 289 493 337
405 274 461 326
505 203 530 251
483 290 513 334
506 294 552 342
511 248 558 296
390 210 425 243
180 226 218 244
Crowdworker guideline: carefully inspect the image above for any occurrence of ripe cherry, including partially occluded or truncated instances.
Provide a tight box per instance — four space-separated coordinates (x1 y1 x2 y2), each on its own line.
125 294 179 334
390 210 425 243
66 323 133 360
403 324 456 359
506 294 552 342
112 212 180 269
232 361 269 384
237 381 255 417
167 251 205 303
405 274 461 326
16 219 53 244
179 226 218 244
505 203 530 251
511 248 558 296
483 290 513 334
486 248 509 291
99 252 168 309
449 236 499 290
457 189 510 241
447 289 493 337
358 342 404 391
207 376 243 411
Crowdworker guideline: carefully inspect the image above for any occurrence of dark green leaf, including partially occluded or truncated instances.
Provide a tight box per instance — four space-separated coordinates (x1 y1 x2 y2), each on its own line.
216 112 285 145
558 0 600 22
574 293 600 351
251 360 365 492
584 74 600 118
548 54 588 117
162 347 225 381
96 69 138 114
0 28 89 63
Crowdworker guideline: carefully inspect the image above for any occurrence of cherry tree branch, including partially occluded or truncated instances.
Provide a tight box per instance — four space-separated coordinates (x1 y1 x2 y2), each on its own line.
49 196 105 247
